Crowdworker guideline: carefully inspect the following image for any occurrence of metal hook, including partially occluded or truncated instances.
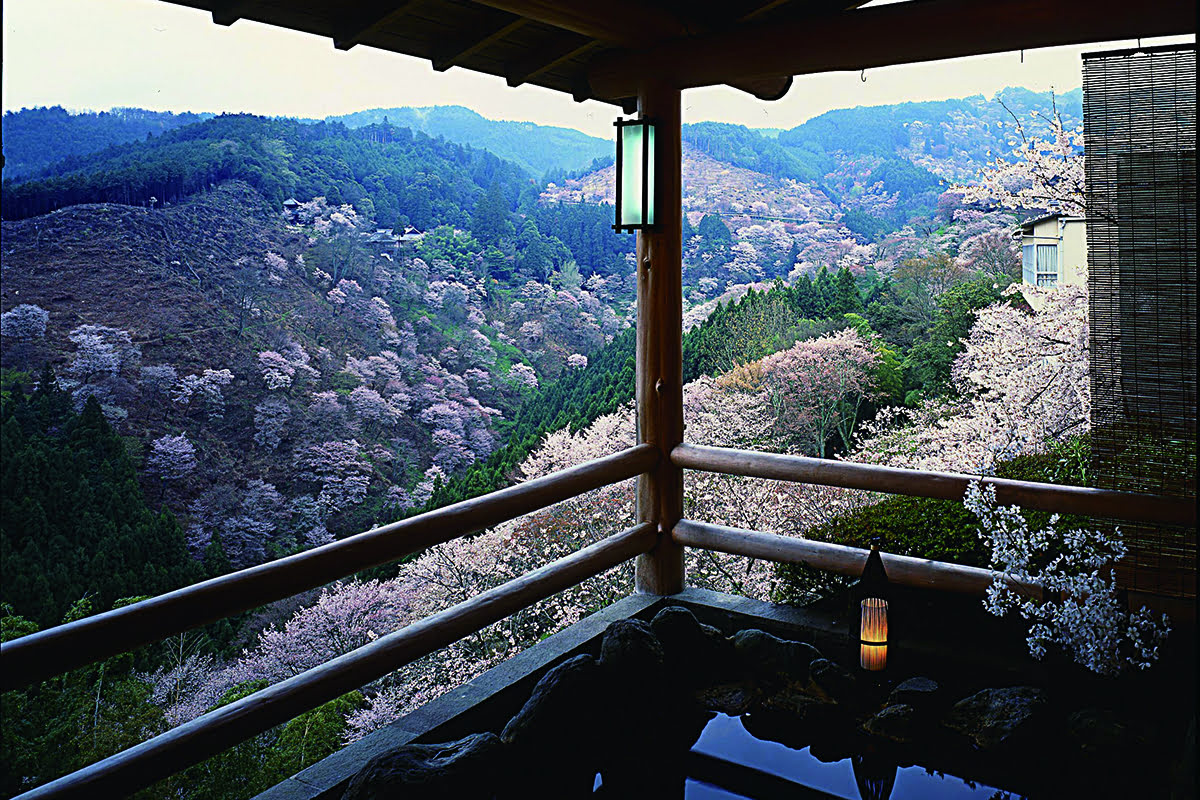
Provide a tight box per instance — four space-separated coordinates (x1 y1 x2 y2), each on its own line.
1020 49 1024 63
860 69 866 83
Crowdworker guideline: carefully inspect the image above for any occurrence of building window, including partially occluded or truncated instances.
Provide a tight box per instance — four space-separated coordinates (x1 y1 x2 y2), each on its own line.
1035 244 1058 287
1022 244 1036 284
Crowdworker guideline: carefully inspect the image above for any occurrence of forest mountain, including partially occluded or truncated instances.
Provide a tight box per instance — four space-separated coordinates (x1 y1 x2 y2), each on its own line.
326 105 612 178
0 106 214 179
4 86 1080 224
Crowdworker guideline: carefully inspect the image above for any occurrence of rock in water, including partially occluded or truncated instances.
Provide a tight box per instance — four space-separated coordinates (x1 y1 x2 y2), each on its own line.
651 606 733 684
864 703 918 743
887 676 941 710
943 686 1048 750
501 653 602 749
341 732 502 800
807 658 857 706
730 629 821 686
598 618 665 678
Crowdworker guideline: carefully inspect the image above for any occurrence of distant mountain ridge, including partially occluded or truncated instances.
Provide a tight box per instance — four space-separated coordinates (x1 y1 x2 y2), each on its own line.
326 105 611 178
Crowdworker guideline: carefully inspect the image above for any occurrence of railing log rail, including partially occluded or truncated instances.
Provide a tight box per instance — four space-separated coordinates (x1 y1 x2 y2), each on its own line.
672 443 1196 527
13 523 658 800
673 519 1040 598
1 444 658 690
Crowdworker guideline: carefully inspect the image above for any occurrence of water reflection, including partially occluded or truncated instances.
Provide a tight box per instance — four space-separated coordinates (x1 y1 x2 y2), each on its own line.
684 712 1021 800
852 753 897 800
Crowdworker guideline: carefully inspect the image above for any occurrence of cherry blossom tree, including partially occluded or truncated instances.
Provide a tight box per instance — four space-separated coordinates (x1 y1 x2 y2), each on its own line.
253 396 292 451
1 304 49 341
965 481 1168 675
507 363 538 390
139 364 178 400
348 386 402 429
296 440 373 514
172 369 234 420
956 226 1020 279
853 282 1088 474
755 329 880 457
258 351 296 391
958 107 1086 214
148 434 197 482
67 324 139 382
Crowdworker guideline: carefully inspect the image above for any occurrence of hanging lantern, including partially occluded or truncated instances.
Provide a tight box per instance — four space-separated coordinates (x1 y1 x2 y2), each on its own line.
612 117 656 231
857 546 889 671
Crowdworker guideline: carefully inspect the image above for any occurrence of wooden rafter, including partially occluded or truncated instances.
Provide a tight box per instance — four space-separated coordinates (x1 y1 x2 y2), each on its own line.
333 0 421 51
469 0 686 46
433 15 528 72
506 36 599 88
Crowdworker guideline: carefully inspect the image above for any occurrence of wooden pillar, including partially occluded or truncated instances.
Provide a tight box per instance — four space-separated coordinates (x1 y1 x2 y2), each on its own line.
634 80 685 595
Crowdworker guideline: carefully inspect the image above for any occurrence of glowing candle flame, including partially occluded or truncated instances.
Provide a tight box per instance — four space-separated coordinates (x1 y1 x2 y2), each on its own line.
860 598 888 671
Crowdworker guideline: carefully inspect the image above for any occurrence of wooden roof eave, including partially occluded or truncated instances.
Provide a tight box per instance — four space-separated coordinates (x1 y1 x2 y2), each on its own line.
584 0 1197 100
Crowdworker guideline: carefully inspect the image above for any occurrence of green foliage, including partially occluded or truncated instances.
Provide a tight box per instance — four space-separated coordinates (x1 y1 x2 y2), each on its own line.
774 441 1091 603
683 268 863 382
0 375 204 627
683 122 824 183
1 598 165 798
1 105 212 180
178 684 362 800
902 277 1010 398
2 115 530 226
530 201 634 278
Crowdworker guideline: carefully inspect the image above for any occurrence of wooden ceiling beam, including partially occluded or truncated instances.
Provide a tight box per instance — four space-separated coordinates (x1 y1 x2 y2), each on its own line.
433 15 528 71
468 0 686 46
211 0 256 26
506 37 599 88
588 0 1197 99
333 0 420 51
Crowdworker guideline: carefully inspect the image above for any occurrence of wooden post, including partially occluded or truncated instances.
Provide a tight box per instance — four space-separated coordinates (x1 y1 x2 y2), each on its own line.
634 80 685 595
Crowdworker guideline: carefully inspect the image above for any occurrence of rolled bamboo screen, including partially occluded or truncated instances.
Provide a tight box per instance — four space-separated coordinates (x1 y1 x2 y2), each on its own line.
1082 43 1197 598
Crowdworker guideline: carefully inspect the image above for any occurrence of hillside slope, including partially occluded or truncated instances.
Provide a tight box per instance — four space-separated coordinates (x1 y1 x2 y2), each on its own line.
1 179 630 568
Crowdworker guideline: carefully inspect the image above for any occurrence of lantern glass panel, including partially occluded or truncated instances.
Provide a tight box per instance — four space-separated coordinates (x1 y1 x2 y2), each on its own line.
619 123 643 227
644 124 655 226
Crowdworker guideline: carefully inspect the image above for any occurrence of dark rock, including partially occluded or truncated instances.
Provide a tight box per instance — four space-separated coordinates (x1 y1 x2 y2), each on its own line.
762 687 836 724
731 629 821 686
808 658 857 705
341 732 502 800
697 683 759 716
943 686 1048 750
864 703 918 743
599 618 665 678
651 606 734 683
1067 707 1150 758
887 677 941 709
501 654 603 750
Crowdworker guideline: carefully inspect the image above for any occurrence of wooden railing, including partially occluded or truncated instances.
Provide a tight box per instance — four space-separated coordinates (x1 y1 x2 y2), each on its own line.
14 523 657 800
1 443 658 690
4 440 1193 800
671 443 1197 527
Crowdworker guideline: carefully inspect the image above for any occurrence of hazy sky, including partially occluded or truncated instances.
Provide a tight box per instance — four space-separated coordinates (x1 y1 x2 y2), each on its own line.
2 0 1193 138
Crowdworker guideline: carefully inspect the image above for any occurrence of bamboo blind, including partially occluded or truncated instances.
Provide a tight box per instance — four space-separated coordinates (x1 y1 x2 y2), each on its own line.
1082 44 1197 598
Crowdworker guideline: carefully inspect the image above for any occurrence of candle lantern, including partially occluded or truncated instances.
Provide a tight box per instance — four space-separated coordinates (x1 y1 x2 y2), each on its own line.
612 117 656 232
857 545 890 671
